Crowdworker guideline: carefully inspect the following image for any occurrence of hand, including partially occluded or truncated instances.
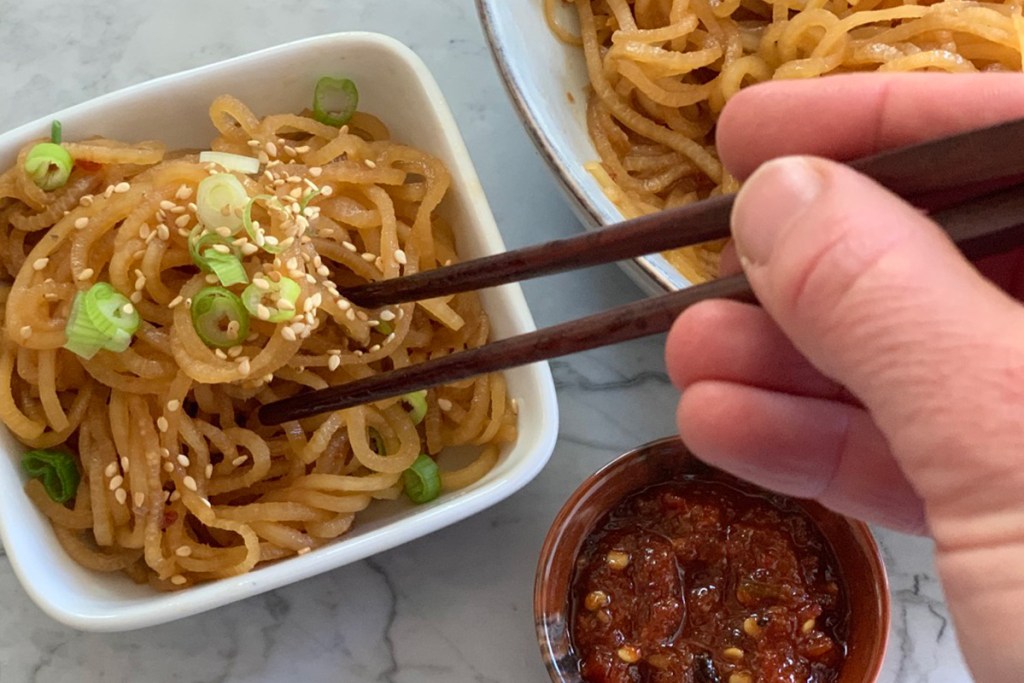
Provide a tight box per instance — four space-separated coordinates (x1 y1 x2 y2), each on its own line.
665 73 1024 682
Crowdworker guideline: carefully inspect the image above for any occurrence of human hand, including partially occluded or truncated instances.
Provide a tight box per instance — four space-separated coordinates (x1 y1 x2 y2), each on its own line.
665 73 1024 682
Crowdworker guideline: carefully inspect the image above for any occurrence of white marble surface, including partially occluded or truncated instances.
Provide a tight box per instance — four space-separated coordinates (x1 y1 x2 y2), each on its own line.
0 1 972 681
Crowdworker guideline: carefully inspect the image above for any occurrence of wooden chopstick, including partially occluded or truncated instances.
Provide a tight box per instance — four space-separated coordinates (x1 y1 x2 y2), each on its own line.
258 181 1024 425
341 115 1024 308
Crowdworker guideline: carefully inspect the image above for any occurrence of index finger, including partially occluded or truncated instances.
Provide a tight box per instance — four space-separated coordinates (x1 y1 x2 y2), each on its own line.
717 73 1024 180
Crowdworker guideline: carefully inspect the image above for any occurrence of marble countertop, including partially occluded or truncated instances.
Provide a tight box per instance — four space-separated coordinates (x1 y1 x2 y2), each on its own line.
0 1 971 681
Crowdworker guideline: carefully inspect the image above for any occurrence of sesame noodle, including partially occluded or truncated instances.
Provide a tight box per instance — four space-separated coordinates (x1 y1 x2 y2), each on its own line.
0 95 516 589
550 0 1024 283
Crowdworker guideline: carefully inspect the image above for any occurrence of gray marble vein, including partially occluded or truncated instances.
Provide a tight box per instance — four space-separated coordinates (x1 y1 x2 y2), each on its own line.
0 0 974 681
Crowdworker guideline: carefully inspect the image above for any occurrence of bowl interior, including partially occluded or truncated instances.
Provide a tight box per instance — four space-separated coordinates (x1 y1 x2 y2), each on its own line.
535 437 889 682
476 0 689 295
0 32 558 630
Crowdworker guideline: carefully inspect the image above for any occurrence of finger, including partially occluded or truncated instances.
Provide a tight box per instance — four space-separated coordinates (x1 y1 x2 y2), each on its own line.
731 155 1024 542
677 380 926 534
666 299 845 400
717 73 1024 179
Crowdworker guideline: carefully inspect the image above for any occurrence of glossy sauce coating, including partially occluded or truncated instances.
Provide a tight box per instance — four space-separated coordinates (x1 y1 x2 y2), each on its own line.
570 475 848 683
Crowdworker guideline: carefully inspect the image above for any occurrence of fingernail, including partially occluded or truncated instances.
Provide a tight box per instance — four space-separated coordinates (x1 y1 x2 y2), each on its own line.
732 157 824 265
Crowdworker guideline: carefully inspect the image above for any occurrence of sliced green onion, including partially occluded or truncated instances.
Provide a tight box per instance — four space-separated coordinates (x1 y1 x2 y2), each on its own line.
312 77 359 127
189 226 248 286
205 251 248 287
24 142 73 191
403 454 441 504
241 276 301 323
242 194 285 254
190 287 249 348
300 189 321 211
402 390 428 425
376 321 394 336
196 173 248 233
63 283 140 359
22 449 80 504
199 151 261 175
50 120 62 144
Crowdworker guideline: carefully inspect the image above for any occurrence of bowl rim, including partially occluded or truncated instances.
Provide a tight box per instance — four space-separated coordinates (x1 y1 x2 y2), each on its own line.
0 30 559 631
475 0 685 297
534 436 891 683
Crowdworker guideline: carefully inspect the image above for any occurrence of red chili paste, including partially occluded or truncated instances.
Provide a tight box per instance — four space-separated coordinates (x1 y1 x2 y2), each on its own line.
570 475 848 683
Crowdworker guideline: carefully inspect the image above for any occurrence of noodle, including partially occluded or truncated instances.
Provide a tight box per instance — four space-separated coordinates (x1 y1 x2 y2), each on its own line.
0 94 518 589
552 0 1024 282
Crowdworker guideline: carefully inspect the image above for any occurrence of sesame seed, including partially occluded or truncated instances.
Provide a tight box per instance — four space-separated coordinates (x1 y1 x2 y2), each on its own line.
109 475 123 491
364 159 377 169
368 344 381 353
157 417 169 432
281 326 297 341
438 398 453 411
257 151 269 164
79 195 94 207
176 185 193 200
320 185 333 197
328 355 341 371
104 462 118 478
237 358 251 375
130 291 143 304
511 398 520 414
169 490 181 501
19 326 32 339
288 187 302 199
248 139 261 148
175 546 192 557
214 348 228 360
283 145 297 157
174 214 191 228
157 225 170 241
121 303 135 315
182 476 198 492
342 241 357 252
114 182 131 194
170 574 187 586
228 345 243 358
356 311 368 322
205 464 214 479
77 268 94 281
205 273 219 285
309 166 323 177
163 461 174 473
231 455 248 467
32 257 49 271
177 454 190 467
168 295 184 308
394 249 407 265
264 141 277 157
103 185 115 198
134 492 145 507
345 309 356 321
379 309 396 321
74 217 89 229
159 200 176 211
167 399 180 412
114 488 127 505
297 547 311 555
120 456 130 471
215 226 232 237
361 252 376 262
278 298 295 311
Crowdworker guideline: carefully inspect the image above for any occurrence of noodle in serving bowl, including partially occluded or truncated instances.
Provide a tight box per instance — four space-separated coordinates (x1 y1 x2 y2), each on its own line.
0 33 557 631
478 0 1024 289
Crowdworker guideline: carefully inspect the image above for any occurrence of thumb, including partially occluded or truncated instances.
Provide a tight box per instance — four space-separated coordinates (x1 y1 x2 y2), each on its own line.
733 156 1024 681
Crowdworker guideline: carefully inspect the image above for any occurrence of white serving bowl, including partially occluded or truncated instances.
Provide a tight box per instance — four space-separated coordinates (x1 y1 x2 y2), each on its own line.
0 32 558 631
476 0 689 295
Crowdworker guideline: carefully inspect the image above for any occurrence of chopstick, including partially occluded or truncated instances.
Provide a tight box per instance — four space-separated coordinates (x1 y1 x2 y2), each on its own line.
340 115 1024 308
258 180 1024 425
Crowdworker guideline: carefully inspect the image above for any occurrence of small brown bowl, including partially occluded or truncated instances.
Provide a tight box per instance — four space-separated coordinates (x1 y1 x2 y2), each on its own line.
535 436 890 682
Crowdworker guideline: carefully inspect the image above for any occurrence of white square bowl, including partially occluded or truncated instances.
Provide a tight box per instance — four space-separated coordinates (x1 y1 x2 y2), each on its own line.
0 32 558 632
476 0 689 295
